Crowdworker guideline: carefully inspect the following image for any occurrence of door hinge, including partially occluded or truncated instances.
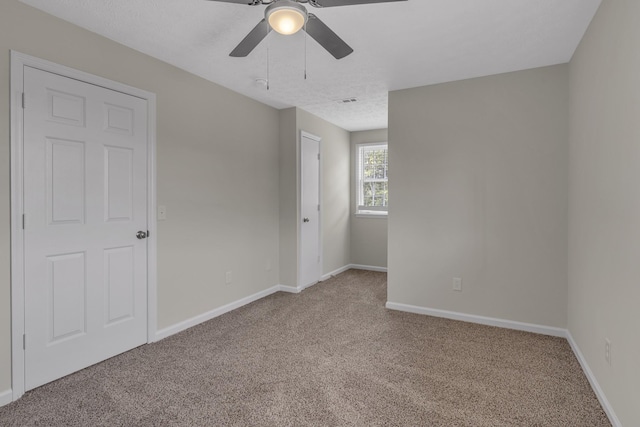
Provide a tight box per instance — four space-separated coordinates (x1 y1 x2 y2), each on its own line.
23 334 26 350
317 204 320 211
22 214 25 230
22 93 26 109
317 153 320 160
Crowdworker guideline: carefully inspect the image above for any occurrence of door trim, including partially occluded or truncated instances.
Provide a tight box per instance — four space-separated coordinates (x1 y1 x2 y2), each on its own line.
9 51 158 401
297 130 322 289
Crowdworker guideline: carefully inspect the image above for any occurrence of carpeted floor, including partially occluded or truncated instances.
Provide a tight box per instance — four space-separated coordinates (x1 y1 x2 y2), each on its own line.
0 270 610 426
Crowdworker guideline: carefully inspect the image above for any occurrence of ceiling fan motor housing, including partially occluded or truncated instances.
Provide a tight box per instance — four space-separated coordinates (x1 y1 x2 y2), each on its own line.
265 0 308 35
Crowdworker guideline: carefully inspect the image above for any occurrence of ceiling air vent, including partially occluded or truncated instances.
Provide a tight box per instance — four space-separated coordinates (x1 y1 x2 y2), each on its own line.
337 98 358 104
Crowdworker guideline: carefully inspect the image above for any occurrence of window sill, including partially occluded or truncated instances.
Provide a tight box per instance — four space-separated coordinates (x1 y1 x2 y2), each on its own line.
355 212 388 219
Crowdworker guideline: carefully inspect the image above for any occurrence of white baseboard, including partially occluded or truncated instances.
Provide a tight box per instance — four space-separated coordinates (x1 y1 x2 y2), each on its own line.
277 284 301 294
566 331 622 427
0 389 12 407
385 301 566 337
155 285 281 341
350 264 388 273
320 264 352 281
305 264 389 284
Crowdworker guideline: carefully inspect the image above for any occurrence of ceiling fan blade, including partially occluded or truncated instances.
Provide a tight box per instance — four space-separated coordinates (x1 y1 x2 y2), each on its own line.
309 0 407 7
305 14 353 59
205 0 259 4
230 19 270 57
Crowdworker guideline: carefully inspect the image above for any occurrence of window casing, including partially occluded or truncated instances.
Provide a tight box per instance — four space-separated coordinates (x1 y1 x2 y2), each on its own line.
356 142 388 216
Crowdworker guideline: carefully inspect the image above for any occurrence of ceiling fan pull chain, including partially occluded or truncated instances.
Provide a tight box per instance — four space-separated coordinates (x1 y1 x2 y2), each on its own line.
265 31 270 91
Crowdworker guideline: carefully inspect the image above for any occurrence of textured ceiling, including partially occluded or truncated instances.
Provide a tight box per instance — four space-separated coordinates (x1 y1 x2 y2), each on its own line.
21 0 601 131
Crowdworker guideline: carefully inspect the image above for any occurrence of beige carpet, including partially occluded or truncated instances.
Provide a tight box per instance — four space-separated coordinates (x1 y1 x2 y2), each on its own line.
0 270 609 426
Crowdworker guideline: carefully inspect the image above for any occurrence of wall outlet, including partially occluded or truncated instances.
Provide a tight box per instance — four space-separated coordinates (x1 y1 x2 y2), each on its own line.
453 277 462 292
157 205 167 221
225 271 232 285
605 338 611 366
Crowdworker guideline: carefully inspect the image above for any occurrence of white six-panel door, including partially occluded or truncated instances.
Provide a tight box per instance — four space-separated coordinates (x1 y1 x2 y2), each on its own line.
23 66 149 390
300 133 321 288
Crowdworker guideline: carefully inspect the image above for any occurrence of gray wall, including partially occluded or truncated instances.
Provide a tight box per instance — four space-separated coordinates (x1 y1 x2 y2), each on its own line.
0 1 280 393
568 0 640 424
388 65 569 328
278 108 298 287
350 129 388 268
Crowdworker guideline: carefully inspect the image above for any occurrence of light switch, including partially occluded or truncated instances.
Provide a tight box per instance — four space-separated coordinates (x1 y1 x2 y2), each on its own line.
158 205 167 221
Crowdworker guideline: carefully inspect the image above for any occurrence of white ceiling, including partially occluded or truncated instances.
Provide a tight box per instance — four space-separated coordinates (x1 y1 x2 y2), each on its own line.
21 0 601 131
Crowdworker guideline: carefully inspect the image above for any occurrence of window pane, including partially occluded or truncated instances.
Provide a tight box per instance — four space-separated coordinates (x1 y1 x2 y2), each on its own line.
374 182 388 206
361 181 388 207
363 182 374 197
358 144 388 212
364 165 375 178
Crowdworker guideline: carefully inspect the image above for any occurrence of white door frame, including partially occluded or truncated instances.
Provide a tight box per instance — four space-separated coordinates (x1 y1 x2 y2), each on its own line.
9 51 158 401
297 130 322 289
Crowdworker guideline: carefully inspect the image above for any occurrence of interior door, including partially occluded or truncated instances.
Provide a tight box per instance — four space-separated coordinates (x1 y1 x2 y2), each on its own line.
23 66 149 390
300 133 321 288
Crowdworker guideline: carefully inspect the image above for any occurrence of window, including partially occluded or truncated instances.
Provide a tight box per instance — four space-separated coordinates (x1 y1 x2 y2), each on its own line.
356 142 388 215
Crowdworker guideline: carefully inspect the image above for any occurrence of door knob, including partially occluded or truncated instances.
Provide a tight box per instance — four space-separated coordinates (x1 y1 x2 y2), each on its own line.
136 231 148 239
303 218 310 223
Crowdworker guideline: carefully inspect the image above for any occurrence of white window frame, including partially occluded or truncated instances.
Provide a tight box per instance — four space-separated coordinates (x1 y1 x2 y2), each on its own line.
355 142 388 217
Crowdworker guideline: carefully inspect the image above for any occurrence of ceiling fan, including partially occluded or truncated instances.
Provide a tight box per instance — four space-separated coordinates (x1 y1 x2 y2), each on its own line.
207 0 407 59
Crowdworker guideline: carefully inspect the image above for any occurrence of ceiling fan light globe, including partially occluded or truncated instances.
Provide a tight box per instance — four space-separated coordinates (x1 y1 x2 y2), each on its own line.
266 1 308 35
